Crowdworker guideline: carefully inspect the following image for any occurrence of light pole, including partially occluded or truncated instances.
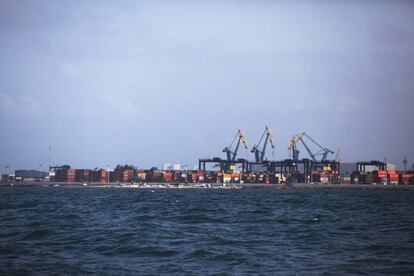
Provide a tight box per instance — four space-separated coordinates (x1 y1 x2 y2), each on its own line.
0 164 10 182
403 156 408 172
4 165 10 182
106 164 110 183
183 164 189 184
39 164 42 181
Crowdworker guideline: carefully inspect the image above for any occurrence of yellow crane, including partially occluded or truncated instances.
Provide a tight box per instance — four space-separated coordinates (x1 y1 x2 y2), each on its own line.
223 129 248 162
288 133 305 160
251 126 276 162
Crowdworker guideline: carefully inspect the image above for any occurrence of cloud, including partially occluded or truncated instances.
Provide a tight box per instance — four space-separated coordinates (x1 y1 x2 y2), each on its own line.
0 93 40 117
370 19 414 46
59 63 84 79
0 0 48 29
336 95 360 113
104 93 141 118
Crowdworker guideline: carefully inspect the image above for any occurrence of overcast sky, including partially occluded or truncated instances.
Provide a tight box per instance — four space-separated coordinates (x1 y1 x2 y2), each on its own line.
0 0 413 170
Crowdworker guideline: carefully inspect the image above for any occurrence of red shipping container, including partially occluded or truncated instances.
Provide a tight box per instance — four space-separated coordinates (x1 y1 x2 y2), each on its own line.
163 172 173 182
377 171 387 177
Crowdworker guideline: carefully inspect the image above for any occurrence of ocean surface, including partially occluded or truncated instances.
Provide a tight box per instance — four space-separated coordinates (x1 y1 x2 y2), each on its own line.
1 187 414 275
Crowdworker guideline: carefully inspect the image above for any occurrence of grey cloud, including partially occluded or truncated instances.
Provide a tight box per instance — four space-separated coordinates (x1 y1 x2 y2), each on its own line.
0 0 413 170
0 93 40 117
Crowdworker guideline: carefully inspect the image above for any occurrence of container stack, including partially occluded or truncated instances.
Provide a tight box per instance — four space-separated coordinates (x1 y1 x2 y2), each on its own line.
163 171 173 182
388 171 398 185
340 175 351 184
45 160 410 186
399 172 414 185
136 170 146 181
75 169 91 182
217 173 232 183
268 174 280 184
55 168 76 182
172 171 182 182
122 169 135 182
189 171 205 183
90 170 108 183
148 171 163 182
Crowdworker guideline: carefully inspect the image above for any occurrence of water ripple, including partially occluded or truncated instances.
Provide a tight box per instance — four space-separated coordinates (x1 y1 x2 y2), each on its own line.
1 187 414 274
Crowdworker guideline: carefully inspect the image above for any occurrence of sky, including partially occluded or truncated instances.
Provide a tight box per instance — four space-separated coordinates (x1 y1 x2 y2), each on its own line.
0 0 413 171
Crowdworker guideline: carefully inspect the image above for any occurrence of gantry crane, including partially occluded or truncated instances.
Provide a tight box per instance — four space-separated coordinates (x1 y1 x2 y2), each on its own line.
303 133 334 162
288 132 334 162
251 126 275 163
288 134 303 161
297 133 317 161
223 129 248 162
403 156 408 172
335 148 341 163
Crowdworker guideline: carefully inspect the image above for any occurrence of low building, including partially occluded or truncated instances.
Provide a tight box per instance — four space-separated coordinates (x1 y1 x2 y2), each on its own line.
15 170 48 181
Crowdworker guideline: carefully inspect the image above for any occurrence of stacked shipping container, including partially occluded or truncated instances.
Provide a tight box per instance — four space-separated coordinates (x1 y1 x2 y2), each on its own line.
55 168 76 182
90 170 108 182
50 163 414 185
75 169 91 182
399 173 414 185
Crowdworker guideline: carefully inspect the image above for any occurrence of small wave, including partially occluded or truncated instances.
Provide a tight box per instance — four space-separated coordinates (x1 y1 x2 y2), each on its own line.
363 244 393 254
115 232 136 243
210 252 243 262
244 209 273 214
104 245 141 255
22 229 53 240
212 237 240 246
187 207 221 213
104 245 179 257
139 246 178 257
0 245 14 255
173 214 215 224
188 249 214 258
64 213 80 220
132 214 154 221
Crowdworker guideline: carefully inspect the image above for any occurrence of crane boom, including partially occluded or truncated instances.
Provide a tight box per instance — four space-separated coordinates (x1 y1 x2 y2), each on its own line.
288 134 301 160
303 133 334 161
260 132 269 161
223 129 248 162
298 133 317 161
289 132 334 162
335 148 341 163
251 126 275 162
233 136 242 161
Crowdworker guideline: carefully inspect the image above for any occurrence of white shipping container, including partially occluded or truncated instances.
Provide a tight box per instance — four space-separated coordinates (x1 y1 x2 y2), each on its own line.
386 163 396 171
172 164 182 171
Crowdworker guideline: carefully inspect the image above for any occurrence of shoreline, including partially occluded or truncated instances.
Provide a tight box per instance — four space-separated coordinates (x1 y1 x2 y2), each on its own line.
1 181 413 190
